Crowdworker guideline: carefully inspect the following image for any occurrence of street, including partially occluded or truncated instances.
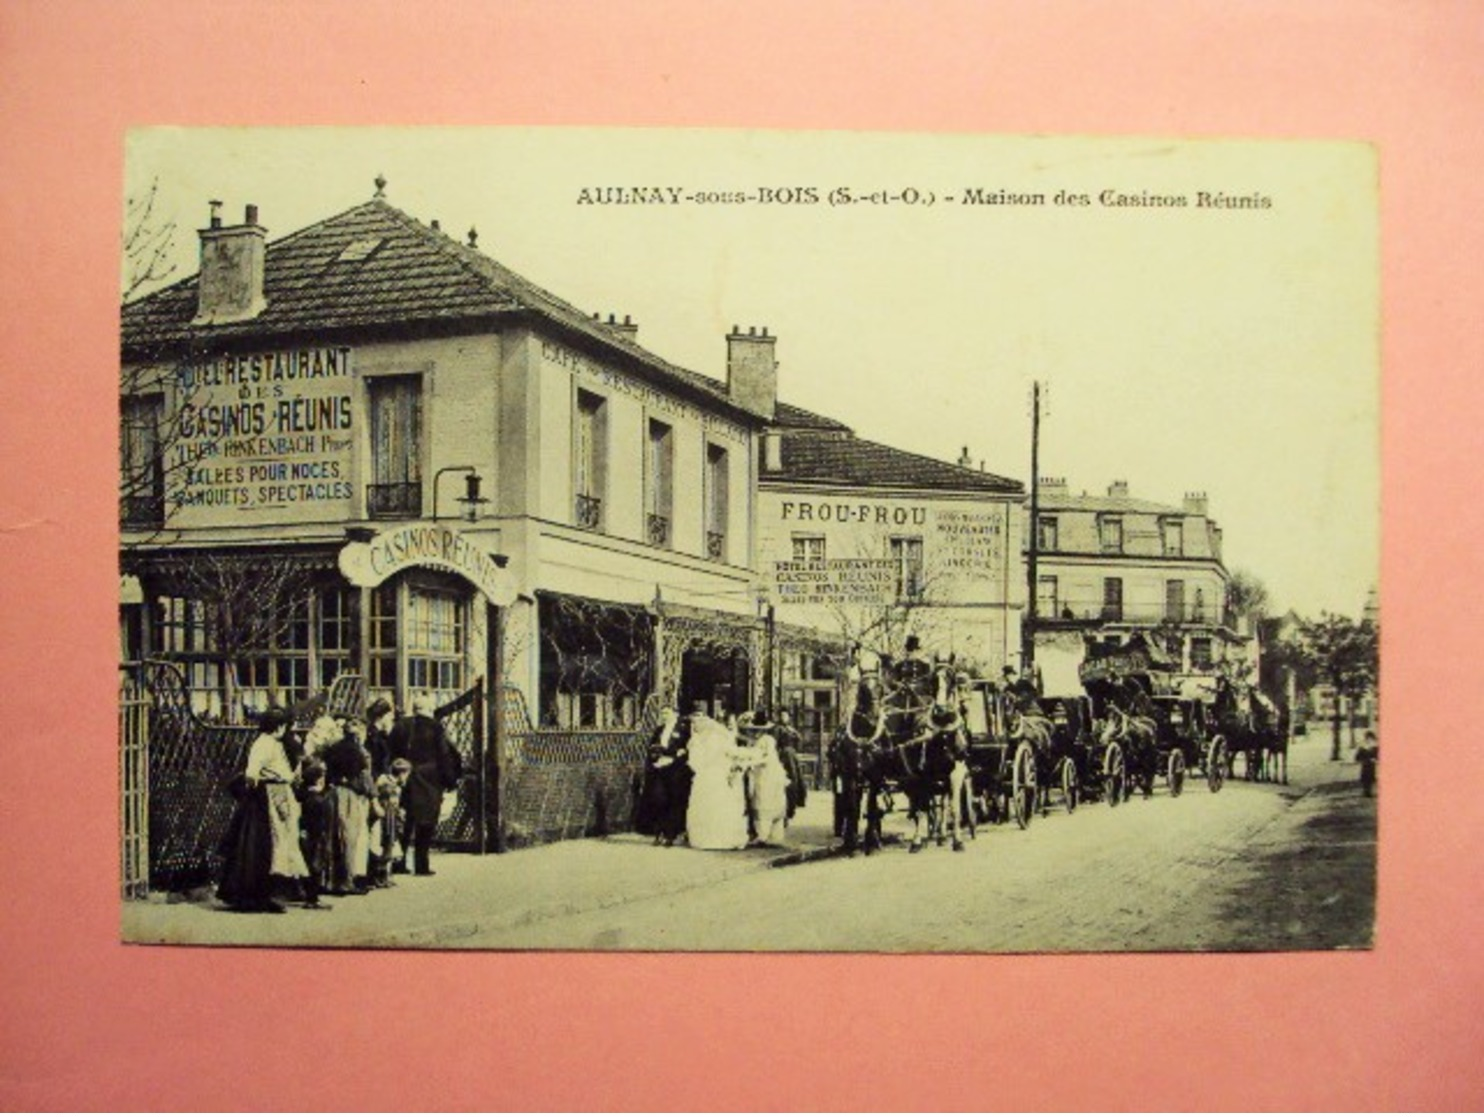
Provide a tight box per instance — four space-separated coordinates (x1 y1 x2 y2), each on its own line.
473 732 1375 953
124 729 1374 953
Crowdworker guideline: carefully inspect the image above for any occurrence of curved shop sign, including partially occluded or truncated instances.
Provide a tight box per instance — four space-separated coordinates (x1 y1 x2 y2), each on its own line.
338 523 518 607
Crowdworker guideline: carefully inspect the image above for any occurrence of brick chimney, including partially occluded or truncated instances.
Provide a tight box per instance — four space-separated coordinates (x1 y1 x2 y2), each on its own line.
956 446 973 468
600 312 638 340
726 325 777 420
1039 476 1068 497
1183 491 1209 516
1107 480 1130 498
193 201 268 325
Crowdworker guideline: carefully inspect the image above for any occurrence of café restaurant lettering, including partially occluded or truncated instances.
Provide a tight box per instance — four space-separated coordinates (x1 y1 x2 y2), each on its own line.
170 346 356 519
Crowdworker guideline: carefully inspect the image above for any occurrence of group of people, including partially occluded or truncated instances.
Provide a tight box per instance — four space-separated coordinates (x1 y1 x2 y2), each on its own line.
635 704 809 851
217 693 464 914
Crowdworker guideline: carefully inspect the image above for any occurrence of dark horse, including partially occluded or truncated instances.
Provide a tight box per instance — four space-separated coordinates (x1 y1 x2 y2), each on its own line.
830 657 969 854
1214 679 1288 783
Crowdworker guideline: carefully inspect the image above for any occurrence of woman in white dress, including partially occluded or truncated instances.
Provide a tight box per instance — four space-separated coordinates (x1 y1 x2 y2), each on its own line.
750 733 792 846
245 709 311 883
685 713 761 850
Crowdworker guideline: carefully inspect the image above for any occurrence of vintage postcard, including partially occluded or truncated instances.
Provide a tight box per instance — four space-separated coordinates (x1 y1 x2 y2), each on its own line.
118 128 1378 952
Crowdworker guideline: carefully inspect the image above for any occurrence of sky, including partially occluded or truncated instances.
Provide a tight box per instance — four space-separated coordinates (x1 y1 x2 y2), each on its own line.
124 128 1379 619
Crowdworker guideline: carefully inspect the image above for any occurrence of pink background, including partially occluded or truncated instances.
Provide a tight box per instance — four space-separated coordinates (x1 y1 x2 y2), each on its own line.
2 1 1481 1109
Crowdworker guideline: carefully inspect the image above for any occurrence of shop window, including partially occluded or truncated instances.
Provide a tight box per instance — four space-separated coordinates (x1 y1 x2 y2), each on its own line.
1102 577 1124 621
368 583 399 692
574 390 608 530
792 535 826 563
1037 515 1059 553
1163 519 1184 557
890 536 924 602
318 586 356 690
1099 517 1124 555
367 375 422 518
406 584 465 697
705 443 729 561
120 395 164 527
1191 637 1214 669
646 418 673 547
1165 579 1185 622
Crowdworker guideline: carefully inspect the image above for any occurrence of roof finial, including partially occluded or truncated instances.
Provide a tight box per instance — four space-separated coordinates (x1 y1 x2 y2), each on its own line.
467 226 478 248
373 173 387 199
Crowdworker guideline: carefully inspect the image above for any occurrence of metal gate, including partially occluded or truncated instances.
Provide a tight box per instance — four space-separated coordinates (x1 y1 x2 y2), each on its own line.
119 666 150 900
435 678 489 852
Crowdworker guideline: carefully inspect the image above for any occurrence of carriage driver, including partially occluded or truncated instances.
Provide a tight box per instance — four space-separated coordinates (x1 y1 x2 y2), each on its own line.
894 634 935 706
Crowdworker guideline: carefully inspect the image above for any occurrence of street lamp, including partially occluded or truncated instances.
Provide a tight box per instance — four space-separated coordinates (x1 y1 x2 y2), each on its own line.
432 465 490 522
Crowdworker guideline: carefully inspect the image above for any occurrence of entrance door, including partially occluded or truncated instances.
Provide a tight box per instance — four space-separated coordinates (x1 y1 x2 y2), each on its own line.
678 648 751 719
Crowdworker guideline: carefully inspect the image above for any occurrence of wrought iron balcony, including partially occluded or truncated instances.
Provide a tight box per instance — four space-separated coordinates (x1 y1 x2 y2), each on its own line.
706 530 726 561
575 493 603 531
366 481 422 519
646 512 671 548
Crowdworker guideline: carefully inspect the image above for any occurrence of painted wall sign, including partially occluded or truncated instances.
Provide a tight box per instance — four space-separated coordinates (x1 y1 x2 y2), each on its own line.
170 346 355 524
540 339 749 443
771 558 897 606
338 522 518 607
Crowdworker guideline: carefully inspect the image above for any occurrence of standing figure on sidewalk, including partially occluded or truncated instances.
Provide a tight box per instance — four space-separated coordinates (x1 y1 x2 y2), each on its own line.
219 707 309 913
324 716 375 895
686 709 762 851
1355 730 1379 798
296 758 332 909
774 708 808 821
747 716 792 846
389 693 462 876
364 698 396 777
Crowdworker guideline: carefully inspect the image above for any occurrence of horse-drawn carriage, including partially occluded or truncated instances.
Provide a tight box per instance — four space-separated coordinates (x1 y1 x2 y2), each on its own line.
1078 638 1228 799
1212 677 1288 783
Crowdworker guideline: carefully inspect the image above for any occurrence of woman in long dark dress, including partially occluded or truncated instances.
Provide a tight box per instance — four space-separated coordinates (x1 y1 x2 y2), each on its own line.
218 708 295 913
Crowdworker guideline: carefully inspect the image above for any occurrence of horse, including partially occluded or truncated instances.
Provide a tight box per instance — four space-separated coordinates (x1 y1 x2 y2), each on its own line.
1097 698 1159 799
830 656 970 854
1213 678 1264 781
1251 690 1289 784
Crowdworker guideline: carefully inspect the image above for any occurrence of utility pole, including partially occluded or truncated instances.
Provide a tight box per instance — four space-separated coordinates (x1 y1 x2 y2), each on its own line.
1023 380 1041 672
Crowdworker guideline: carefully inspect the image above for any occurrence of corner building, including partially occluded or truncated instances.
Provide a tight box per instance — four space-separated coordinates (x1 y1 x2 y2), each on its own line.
120 190 770 735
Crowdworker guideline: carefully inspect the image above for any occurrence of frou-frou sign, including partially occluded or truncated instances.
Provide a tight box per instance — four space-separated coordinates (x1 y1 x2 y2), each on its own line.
780 500 929 526
540 340 748 443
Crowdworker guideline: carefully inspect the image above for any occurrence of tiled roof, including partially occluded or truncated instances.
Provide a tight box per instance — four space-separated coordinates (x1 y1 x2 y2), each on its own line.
768 432 1023 495
120 198 759 422
772 399 851 432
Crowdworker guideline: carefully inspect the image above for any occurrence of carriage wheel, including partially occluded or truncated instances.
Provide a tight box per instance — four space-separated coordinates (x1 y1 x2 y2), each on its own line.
1168 749 1186 798
1103 742 1125 807
1060 757 1078 813
1011 741 1037 830
1206 736 1227 793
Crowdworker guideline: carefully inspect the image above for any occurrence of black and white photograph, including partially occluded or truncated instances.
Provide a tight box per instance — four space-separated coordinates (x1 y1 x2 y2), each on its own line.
118 127 1379 952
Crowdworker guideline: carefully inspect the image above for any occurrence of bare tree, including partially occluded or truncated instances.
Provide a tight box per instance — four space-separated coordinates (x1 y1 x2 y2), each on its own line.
122 177 179 303
169 553 320 722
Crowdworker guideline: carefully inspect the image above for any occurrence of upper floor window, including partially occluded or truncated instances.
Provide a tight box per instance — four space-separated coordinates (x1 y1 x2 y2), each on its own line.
1036 574 1059 618
792 535 826 563
1162 519 1184 557
367 375 422 518
574 389 608 531
705 443 729 561
1165 579 1186 622
1099 516 1124 555
646 419 673 548
1102 576 1124 621
1037 515 1059 553
890 535 925 602
120 394 164 527
1192 587 1206 623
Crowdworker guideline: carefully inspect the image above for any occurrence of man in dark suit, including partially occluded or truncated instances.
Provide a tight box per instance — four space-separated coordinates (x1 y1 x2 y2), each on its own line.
388 693 461 876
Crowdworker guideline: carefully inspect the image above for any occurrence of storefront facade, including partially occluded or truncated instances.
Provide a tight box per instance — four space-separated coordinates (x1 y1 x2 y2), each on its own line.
121 191 769 729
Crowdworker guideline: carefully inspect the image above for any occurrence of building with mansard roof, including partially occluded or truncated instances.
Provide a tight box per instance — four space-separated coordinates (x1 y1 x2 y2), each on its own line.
1028 477 1241 684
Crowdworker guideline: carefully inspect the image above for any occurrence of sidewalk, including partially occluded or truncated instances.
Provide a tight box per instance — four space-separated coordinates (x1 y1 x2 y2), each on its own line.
122 788 885 949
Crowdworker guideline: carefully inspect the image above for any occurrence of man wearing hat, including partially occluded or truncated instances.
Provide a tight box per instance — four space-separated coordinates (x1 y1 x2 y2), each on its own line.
388 694 461 876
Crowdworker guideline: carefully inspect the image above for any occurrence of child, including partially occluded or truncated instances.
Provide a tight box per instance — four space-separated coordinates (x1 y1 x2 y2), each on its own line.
369 760 409 887
296 758 333 909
